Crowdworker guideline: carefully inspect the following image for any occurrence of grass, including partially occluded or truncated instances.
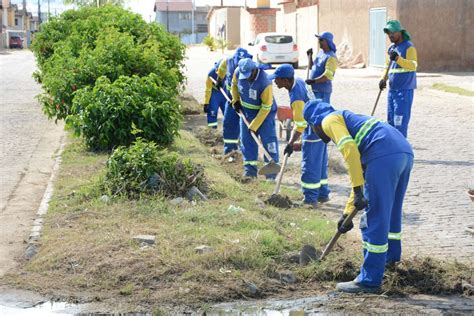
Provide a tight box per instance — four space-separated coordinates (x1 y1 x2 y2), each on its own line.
431 83 474 97
3 127 472 311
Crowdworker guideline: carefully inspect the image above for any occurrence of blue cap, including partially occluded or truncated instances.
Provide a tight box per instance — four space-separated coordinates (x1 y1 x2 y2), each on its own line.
238 58 257 80
234 47 253 62
303 99 335 127
315 31 337 52
268 64 294 81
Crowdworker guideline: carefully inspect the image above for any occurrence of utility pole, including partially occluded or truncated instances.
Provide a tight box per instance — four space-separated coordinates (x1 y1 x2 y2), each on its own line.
166 0 169 32
191 0 195 44
47 0 50 21
38 0 41 25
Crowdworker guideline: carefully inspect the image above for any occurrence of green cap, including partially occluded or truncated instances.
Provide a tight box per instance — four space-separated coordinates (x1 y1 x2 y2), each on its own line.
383 20 411 41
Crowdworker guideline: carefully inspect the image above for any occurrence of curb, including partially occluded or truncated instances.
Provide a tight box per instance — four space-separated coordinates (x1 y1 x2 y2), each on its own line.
25 137 66 260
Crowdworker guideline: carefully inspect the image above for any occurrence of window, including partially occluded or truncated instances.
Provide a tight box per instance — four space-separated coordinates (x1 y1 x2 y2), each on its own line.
196 24 207 32
15 18 18 26
264 35 293 44
178 13 191 20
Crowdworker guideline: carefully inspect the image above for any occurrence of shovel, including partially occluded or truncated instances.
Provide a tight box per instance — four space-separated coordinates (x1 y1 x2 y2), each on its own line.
272 152 289 195
209 76 281 176
370 59 394 116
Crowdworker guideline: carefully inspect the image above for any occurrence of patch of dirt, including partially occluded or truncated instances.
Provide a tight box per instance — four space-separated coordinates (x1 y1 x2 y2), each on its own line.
265 194 293 209
195 127 223 147
179 94 202 115
384 257 473 296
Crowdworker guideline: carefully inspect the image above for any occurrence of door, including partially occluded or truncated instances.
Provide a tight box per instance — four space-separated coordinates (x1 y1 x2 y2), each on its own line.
369 8 387 67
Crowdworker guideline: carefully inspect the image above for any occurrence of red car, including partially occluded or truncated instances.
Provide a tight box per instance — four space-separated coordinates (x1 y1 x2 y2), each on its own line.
9 36 23 49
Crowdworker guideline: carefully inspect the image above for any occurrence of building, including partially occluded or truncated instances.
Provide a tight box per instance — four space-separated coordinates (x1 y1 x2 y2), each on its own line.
154 0 209 44
207 0 278 49
317 0 473 71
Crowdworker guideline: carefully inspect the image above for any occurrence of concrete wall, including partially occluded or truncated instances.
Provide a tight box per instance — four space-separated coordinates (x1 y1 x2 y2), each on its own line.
397 0 474 71
209 8 241 49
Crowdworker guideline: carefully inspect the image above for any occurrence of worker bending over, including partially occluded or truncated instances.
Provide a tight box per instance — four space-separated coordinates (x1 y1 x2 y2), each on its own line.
203 60 226 128
231 58 279 179
303 100 413 293
270 64 329 207
217 48 253 154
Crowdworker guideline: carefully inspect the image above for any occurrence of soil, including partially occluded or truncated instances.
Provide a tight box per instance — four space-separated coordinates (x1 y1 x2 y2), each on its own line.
265 194 293 208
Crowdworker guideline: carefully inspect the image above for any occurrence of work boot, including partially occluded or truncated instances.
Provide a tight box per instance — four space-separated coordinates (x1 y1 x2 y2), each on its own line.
318 196 330 203
303 199 318 209
336 281 382 294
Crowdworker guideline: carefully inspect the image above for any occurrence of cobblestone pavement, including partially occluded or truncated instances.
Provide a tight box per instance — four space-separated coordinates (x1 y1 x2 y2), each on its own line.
185 46 474 265
0 50 64 276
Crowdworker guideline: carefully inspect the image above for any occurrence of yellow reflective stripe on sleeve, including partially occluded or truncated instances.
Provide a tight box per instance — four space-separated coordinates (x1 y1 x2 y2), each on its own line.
224 139 239 144
208 122 218 127
301 181 321 189
363 241 388 253
388 68 416 74
354 118 379 146
244 160 258 166
388 232 401 240
294 120 307 128
337 135 355 150
241 101 261 110
320 179 328 185
226 84 232 91
261 104 272 111
303 139 321 143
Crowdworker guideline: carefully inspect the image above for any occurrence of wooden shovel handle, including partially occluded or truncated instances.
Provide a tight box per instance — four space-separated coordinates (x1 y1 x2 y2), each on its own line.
273 153 289 195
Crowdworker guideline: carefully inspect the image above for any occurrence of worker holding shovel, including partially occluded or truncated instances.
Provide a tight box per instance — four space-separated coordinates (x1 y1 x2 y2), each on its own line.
230 58 280 180
379 20 417 138
203 60 226 128
270 64 330 208
303 100 413 294
305 32 338 103
216 48 253 154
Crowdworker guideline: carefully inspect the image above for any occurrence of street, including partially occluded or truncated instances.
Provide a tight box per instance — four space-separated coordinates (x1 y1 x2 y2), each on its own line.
185 45 474 264
0 50 64 277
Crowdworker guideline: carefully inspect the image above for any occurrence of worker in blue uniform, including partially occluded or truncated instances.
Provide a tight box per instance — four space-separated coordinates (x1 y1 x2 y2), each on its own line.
203 60 226 128
216 48 253 154
303 100 413 293
306 32 338 103
379 20 417 138
231 58 279 179
270 64 329 207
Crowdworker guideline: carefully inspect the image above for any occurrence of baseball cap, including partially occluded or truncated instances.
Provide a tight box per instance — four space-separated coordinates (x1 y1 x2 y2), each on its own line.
238 58 258 80
268 64 294 80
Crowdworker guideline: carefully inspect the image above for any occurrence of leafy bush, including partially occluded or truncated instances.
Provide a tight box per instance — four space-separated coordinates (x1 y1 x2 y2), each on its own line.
202 35 216 51
67 74 182 151
104 139 206 198
31 5 185 122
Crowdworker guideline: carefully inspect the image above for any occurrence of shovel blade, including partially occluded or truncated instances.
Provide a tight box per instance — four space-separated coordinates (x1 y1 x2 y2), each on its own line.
258 161 281 175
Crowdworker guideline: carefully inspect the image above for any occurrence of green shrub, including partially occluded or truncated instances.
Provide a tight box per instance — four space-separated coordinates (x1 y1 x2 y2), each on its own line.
202 35 216 51
104 139 206 198
67 74 182 151
31 6 185 122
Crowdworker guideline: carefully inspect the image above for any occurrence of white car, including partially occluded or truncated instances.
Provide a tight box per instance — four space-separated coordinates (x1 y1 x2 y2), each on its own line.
248 33 299 68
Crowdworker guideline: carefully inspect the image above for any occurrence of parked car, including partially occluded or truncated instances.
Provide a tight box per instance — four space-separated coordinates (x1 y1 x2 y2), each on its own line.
9 36 23 49
248 33 299 68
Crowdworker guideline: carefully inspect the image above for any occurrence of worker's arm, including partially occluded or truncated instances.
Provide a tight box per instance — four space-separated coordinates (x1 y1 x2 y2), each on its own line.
316 56 337 83
203 76 213 104
287 100 306 145
395 46 418 71
380 55 390 80
230 70 240 103
217 59 227 80
248 84 272 132
321 114 364 215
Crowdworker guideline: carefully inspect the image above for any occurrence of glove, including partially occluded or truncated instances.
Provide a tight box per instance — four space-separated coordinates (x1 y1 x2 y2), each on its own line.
306 48 313 56
379 79 387 90
203 104 209 113
233 101 242 113
305 79 315 85
389 50 399 61
353 186 368 210
214 78 223 89
284 144 294 157
337 214 354 234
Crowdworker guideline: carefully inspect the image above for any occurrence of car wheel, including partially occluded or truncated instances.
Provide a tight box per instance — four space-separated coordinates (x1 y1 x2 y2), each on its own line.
292 62 299 69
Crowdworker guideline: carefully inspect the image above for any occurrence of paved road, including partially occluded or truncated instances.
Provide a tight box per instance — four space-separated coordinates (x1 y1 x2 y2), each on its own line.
0 50 64 277
185 46 474 264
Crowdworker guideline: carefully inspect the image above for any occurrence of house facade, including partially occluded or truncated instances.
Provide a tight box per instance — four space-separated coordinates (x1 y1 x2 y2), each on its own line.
154 0 208 44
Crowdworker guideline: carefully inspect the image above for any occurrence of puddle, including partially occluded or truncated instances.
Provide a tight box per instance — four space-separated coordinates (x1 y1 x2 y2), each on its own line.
0 301 79 316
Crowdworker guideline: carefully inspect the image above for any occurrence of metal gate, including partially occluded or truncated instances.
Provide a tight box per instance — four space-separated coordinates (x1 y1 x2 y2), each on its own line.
369 8 387 67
